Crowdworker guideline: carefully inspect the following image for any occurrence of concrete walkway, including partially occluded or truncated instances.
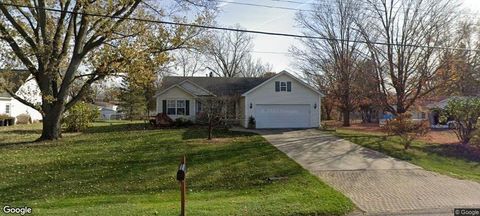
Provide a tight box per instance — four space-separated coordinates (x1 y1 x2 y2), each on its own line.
248 129 480 215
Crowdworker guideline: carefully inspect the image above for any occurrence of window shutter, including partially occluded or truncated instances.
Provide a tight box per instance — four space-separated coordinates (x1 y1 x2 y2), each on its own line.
185 100 190 116
275 81 280 92
287 81 292 92
162 100 167 113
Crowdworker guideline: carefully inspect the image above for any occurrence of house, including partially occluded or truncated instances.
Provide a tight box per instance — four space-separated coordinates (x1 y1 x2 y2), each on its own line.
93 101 124 120
0 69 42 123
154 71 323 129
425 96 480 128
375 96 477 128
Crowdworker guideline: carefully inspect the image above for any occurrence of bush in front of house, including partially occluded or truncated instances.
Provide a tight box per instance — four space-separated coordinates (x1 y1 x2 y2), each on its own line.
442 98 480 146
247 116 256 129
173 117 193 127
384 113 430 150
16 114 32 124
63 102 99 132
0 114 15 126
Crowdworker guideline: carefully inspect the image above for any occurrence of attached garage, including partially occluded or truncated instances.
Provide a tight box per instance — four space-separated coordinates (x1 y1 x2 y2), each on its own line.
242 71 323 129
255 104 311 128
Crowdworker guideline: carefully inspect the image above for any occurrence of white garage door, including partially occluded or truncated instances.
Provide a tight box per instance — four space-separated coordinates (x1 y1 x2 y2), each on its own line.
255 104 311 129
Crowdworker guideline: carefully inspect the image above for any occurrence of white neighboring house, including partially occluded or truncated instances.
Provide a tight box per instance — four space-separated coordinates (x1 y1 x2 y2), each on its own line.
154 71 323 129
0 70 42 123
93 101 123 120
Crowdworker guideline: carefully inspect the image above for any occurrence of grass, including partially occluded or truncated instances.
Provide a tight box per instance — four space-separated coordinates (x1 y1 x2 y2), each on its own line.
334 128 480 182
0 122 353 216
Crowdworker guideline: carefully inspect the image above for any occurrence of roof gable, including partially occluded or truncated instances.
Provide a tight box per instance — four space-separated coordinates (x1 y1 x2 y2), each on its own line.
241 70 323 96
155 83 198 98
157 76 270 97
178 80 214 96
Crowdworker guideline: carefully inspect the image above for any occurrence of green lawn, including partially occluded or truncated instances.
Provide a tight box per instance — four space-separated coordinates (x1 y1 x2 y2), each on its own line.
334 129 480 182
0 122 353 216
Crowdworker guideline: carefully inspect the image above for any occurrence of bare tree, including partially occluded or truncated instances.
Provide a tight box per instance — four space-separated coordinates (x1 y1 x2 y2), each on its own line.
204 25 253 77
240 56 273 77
358 0 459 114
196 96 229 140
292 0 365 126
175 49 206 76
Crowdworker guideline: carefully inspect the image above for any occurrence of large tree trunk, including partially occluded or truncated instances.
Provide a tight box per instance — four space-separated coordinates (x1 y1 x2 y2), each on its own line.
39 105 64 141
342 110 350 127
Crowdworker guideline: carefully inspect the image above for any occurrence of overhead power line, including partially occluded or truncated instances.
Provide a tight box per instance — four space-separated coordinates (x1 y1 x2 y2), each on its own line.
216 0 314 12
0 2 479 52
251 50 291 55
222 0 480 17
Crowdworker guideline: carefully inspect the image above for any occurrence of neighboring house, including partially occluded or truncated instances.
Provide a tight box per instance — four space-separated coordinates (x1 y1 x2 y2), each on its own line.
376 96 476 128
0 69 42 123
425 96 480 128
93 101 123 120
154 71 323 129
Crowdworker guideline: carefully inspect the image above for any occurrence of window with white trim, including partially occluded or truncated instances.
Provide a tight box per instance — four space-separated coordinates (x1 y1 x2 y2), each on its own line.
167 100 176 115
280 82 287 91
275 81 292 92
166 100 187 115
5 104 10 115
177 100 186 115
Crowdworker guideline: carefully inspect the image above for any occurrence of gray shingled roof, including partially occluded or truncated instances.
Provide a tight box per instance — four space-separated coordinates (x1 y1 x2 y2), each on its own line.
159 76 271 96
0 69 30 98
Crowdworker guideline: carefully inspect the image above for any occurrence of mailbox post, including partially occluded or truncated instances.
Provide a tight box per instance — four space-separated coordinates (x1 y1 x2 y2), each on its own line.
176 155 187 216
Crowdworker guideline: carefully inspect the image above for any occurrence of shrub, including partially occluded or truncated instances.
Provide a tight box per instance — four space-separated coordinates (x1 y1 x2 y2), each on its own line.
0 114 10 120
472 129 480 147
442 98 480 145
0 114 15 126
320 122 337 131
16 114 32 124
247 116 256 129
173 117 193 127
63 102 99 132
384 113 429 150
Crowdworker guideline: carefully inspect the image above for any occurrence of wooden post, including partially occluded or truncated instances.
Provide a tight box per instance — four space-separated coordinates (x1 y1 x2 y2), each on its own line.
178 155 186 216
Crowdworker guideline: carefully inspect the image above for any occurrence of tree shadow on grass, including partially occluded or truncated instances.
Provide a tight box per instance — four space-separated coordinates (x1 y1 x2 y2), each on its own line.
337 133 415 161
0 130 300 203
2 129 42 135
85 122 154 134
424 144 480 162
181 127 255 140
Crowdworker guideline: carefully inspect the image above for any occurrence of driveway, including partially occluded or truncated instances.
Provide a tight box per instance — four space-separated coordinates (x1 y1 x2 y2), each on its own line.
252 129 480 215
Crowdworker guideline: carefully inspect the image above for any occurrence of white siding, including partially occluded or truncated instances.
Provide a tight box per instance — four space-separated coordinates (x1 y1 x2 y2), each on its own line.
156 86 196 121
244 73 321 128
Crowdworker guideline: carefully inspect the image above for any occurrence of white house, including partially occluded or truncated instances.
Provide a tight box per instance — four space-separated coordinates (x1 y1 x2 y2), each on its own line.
0 69 42 123
93 101 124 120
154 71 323 129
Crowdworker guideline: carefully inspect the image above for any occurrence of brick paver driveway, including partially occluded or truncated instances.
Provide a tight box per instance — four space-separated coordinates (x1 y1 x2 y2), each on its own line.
257 129 480 215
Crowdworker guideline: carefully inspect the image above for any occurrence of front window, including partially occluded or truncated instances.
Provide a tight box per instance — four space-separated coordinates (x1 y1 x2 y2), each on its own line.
166 100 187 115
176 100 186 115
196 101 202 113
167 100 176 115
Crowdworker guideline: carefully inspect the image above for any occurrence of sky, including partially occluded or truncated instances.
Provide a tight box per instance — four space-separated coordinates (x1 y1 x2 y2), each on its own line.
215 0 480 75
